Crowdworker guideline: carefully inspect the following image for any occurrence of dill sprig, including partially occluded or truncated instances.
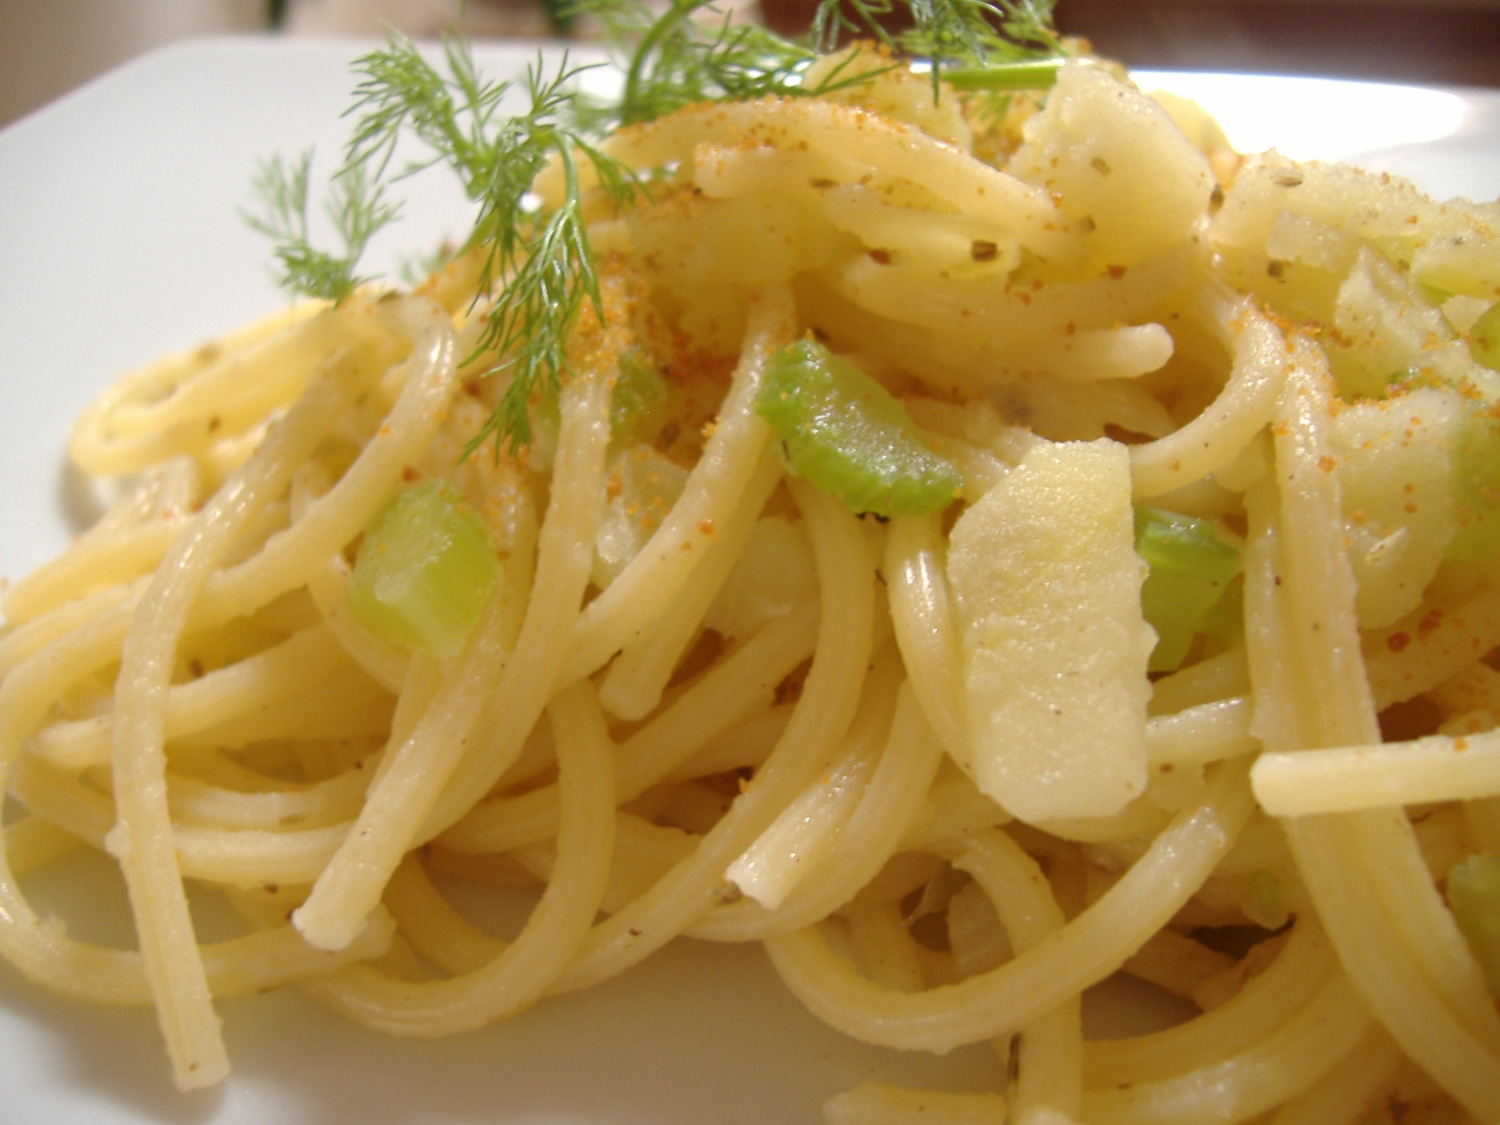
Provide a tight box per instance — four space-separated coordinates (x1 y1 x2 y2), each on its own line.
816 0 1058 63
342 35 638 454
907 0 1060 64
587 0 1062 130
254 33 639 456
243 151 398 302
590 0 823 126
811 0 1062 99
248 0 1065 453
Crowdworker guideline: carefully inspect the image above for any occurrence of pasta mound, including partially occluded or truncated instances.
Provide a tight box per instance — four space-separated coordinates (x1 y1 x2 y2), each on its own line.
2 43 1500 1125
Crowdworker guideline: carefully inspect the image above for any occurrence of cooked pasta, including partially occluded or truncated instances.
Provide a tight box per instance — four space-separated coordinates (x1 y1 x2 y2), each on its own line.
3 12 1500 1124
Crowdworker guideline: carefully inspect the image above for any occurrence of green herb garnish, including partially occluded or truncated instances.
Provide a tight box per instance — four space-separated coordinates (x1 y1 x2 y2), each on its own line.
247 0 1065 453
243 151 398 302
897 0 1057 67
343 35 642 456
591 0 824 127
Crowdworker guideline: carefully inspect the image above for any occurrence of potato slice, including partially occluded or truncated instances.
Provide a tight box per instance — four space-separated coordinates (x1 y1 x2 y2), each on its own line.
1332 386 1460 628
1005 62 1215 272
947 438 1154 822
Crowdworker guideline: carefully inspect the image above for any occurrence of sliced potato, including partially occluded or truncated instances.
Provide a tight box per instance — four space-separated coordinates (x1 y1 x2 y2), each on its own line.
947 438 1154 822
1332 386 1460 627
1006 62 1215 273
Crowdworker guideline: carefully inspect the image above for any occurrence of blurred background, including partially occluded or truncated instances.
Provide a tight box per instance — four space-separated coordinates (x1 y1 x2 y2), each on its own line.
3 0 1499 130
1054 0 1500 87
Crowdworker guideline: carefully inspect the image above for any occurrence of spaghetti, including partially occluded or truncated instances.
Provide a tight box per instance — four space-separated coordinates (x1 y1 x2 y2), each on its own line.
2 22 1499 1125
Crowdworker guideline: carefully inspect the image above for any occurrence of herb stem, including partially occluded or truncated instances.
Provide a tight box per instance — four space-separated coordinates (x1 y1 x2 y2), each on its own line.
621 0 700 125
936 56 1071 90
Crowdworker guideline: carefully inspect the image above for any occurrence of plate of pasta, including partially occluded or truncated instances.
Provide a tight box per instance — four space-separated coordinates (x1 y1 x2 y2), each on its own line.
0 6 1498 1123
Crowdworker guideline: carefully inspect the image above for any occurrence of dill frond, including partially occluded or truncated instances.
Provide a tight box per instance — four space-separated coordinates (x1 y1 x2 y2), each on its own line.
254 32 639 456
243 151 398 302
586 0 1063 130
899 0 1060 64
593 0 821 126
245 0 1066 452
456 56 643 456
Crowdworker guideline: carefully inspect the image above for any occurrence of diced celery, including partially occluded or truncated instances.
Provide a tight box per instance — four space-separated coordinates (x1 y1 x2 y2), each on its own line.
592 445 688 588
1471 300 1500 372
1134 506 1241 673
610 346 668 445
1446 853 1500 995
1448 403 1500 563
1195 573 1244 650
1245 867 1291 931
753 339 961 518
346 480 502 657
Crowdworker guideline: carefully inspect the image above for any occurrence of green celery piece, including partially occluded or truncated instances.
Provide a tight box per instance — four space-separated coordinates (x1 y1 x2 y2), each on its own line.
753 339 961 518
1195 573 1244 650
1134 506 1241 673
347 480 502 657
1448 402 1500 563
1447 853 1500 995
1245 867 1290 931
1471 300 1500 372
611 346 669 445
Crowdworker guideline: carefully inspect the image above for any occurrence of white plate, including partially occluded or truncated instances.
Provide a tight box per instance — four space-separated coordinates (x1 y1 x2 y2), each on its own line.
0 37 1496 1125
